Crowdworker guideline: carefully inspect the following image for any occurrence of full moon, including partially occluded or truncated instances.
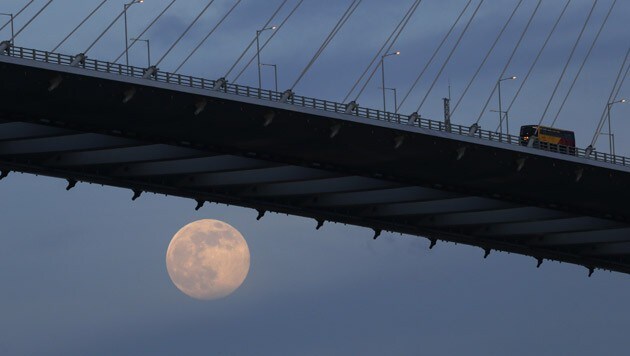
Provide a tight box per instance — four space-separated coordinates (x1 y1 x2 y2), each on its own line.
166 219 250 300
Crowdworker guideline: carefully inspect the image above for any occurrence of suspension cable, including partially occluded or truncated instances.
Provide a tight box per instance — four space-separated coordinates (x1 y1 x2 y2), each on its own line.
9 0 53 42
174 0 242 74
84 3 133 55
232 0 304 83
416 0 484 113
289 0 362 91
550 0 617 127
473 0 542 125
350 0 422 103
451 0 524 116
113 0 177 64
51 0 107 53
224 0 289 79
502 0 572 122
0 0 35 33
590 46 630 148
342 0 421 103
534 0 599 128
154 0 216 68
397 0 472 112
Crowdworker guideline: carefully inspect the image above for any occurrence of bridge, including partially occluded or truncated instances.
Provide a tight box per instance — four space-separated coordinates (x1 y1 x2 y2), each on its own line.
2 43 630 276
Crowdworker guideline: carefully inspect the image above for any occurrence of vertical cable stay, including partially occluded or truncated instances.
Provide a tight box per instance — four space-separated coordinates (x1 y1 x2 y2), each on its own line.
0 0 35 33
590 47 630 148
397 0 472 113
224 0 289 79
8 0 53 42
502 0 572 122
350 0 423 104
232 0 304 83
550 0 617 127
534 0 599 128
154 0 216 68
473 0 542 125
289 0 362 91
342 0 421 103
51 0 107 53
416 0 485 113
450 0 524 117
113 0 177 64
174 0 243 74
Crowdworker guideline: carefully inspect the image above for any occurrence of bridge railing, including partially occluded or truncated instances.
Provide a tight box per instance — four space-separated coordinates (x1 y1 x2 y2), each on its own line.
2 45 628 168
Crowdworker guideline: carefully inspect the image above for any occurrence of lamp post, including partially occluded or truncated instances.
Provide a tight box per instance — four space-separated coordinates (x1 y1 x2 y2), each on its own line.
124 0 143 66
607 98 626 156
381 51 400 112
0 13 14 43
261 63 278 92
130 37 150 67
379 87 398 114
497 76 516 135
256 26 276 89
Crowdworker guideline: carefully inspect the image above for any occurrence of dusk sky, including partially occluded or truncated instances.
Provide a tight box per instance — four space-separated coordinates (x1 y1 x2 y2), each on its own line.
1 0 629 355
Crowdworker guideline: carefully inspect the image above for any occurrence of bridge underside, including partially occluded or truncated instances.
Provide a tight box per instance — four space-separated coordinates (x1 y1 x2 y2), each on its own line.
2 56 630 275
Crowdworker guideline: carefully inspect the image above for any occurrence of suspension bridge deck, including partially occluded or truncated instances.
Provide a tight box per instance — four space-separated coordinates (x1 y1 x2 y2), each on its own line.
2 46 630 275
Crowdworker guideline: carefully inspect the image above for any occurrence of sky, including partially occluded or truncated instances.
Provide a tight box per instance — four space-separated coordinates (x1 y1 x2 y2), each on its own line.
1 0 629 355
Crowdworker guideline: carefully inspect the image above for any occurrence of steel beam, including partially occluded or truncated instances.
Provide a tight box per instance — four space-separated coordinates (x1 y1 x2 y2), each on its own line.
416 207 573 227
47 144 205 167
0 122 75 141
532 228 630 247
364 197 518 218
245 176 399 197
113 155 278 177
476 217 624 237
0 134 141 156
307 186 460 207
182 165 340 187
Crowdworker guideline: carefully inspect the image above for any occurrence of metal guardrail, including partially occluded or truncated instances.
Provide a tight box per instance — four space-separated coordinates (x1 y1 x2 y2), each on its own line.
2 45 628 168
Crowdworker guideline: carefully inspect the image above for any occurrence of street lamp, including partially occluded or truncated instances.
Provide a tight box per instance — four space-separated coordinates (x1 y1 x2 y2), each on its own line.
0 13 14 43
497 75 517 135
256 26 276 89
261 63 278 92
381 51 400 112
124 0 143 66
379 87 398 114
130 37 150 67
607 98 626 156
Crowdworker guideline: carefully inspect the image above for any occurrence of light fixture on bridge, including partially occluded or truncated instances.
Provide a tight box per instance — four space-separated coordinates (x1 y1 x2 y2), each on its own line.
497 75 518 136
256 26 277 90
124 0 144 67
381 51 401 112
606 98 627 156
